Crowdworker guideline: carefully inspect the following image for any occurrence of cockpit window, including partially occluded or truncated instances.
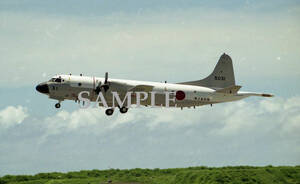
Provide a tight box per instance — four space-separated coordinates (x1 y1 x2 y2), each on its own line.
49 78 62 83
54 78 62 83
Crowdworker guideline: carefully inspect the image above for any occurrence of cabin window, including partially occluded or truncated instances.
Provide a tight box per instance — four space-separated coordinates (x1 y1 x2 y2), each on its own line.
78 83 82 86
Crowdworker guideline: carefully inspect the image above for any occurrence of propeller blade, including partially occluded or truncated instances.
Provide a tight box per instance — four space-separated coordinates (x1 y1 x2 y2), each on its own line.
95 72 109 95
95 86 101 94
101 84 109 92
104 72 108 84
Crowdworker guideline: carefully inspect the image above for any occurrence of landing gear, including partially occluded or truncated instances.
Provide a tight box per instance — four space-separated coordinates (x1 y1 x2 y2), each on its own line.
55 103 61 108
105 108 114 116
119 107 128 114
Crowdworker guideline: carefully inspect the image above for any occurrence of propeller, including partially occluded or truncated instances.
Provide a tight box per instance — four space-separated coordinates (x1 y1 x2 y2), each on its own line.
104 72 108 84
95 72 109 94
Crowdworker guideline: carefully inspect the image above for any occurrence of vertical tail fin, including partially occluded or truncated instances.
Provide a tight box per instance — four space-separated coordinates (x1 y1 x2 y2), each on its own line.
179 53 236 88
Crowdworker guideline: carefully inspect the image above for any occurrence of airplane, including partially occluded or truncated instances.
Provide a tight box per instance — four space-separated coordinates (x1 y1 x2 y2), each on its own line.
36 53 273 116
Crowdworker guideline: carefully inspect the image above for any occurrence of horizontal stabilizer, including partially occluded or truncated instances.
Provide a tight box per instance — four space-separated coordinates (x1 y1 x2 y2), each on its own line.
216 85 242 94
237 91 274 98
261 93 274 97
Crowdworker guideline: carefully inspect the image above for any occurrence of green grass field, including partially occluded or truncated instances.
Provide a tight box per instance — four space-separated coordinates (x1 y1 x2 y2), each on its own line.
1 166 300 184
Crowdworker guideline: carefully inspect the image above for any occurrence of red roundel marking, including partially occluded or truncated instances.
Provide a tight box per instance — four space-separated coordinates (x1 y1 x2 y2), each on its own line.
176 90 185 100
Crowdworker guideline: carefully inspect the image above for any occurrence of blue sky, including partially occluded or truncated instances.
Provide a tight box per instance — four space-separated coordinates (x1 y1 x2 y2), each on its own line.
0 0 300 175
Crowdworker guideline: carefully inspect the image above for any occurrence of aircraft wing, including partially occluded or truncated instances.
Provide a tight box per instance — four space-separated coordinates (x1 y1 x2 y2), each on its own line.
108 81 133 91
108 81 154 93
129 85 154 92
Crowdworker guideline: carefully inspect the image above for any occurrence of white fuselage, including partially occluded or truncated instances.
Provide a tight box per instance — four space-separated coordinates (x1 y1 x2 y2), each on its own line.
38 74 251 108
36 53 273 115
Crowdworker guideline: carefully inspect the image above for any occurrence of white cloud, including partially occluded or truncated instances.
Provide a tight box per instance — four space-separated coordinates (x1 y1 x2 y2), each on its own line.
282 114 300 137
1 96 300 174
42 107 128 139
0 106 28 128
39 96 300 139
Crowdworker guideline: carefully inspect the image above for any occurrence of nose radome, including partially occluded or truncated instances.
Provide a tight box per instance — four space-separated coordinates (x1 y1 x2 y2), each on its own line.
36 83 49 94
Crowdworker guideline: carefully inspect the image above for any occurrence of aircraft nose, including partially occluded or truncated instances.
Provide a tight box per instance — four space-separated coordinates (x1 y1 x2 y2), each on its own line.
36 83 49 94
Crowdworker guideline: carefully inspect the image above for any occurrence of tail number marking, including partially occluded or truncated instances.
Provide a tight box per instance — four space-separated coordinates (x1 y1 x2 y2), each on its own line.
215 76 226 80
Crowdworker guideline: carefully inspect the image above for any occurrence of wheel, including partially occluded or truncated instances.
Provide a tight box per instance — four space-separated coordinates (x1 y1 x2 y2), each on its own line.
55 103 61 108
119 107 128 114
105 108 114 116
